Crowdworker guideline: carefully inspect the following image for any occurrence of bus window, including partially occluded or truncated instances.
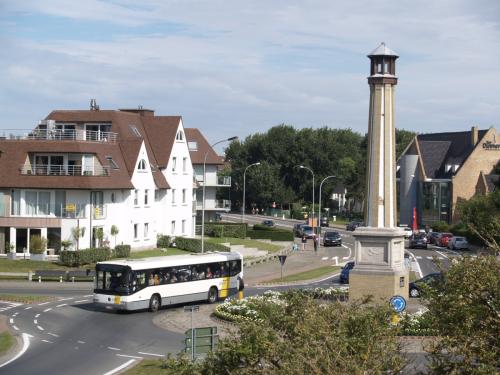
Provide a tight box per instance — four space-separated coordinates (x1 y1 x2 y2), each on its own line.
229 260 241 276
191 265 205 280
132 271 146 292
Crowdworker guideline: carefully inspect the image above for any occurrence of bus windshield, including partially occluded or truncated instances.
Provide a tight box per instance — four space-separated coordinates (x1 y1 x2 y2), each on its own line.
95 264 132 295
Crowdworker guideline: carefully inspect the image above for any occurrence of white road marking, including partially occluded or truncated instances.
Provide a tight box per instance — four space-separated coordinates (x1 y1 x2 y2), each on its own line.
12 326 19 331
426 256 434 260
107 346 121 351
408 252 424 279
37 325 44 331
83 294 93 297
137 351 164 357
77 340 85 344
415 256 422 259
12 312 18 317
436 251 449 259
35 313 40 318
0 333 33 368
47 332 59 337
41 339 53 344
341 244 352 259
43 308 52 312
58 297 74 301
116 354 143 359
74 300 89 303
321 257 328 260
9 318 13 324
34 320 38 324
103 359 136 375
56 303 67 308
24 307 32 310
38 302 51 306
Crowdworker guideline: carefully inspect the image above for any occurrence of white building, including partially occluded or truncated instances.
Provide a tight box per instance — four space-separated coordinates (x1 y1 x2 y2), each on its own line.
0 105 195 253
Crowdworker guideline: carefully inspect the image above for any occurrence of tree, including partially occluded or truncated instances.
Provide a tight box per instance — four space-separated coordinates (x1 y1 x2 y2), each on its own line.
395 129 417 159
458 190 500 253
95 227 104 248
423 256 500 374
71 226 85 251
110 225 119 248
29 235 47 254
162 292 407 374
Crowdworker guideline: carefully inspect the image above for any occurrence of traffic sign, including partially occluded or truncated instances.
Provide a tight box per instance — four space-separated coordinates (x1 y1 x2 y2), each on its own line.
277 255 287 266
389 295 407 313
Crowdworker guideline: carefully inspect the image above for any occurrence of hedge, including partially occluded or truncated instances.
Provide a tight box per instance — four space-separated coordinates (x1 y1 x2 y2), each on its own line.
157 234 171 248
247 229 293 241
205 223 246 239
175 237 230 253
60 247 112 267
112 244 131 258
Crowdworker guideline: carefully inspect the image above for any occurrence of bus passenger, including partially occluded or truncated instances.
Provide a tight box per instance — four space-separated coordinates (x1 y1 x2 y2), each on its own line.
148 274 155 286
154 274 160 285
206 267 213 279
220 264 228 277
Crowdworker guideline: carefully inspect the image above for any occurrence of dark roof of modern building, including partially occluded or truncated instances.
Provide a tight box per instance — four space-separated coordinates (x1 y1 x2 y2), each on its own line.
485 174 499 192
185 128 224 165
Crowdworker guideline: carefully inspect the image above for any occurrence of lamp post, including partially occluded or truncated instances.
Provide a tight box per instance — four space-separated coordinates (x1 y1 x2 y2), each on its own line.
298 165 315 231
318 175 335 244
201 136 238 253
242 162 261 223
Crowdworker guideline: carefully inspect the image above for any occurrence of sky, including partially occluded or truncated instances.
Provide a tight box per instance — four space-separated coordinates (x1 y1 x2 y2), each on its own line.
1 0 500 147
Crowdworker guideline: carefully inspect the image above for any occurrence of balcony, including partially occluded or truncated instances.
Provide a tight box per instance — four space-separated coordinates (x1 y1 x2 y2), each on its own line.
20 164 110 177
0 129 118 143
196 175 232 187
195 199 231 211
92 205 106 220
4 203 87 219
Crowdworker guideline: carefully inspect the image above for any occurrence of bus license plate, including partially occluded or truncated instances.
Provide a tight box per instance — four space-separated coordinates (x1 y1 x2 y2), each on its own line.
114 296 121 305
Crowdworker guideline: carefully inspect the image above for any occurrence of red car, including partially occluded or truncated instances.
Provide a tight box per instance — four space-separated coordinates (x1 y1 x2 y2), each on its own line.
439 233 453 247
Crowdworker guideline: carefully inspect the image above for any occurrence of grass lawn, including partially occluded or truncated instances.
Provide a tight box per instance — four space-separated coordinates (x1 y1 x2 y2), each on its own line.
127 248 193 259
0 259 71 273
205 237 282 253
125 359 164 375
0 332 14 355
0 294 56 304
267 265 341 283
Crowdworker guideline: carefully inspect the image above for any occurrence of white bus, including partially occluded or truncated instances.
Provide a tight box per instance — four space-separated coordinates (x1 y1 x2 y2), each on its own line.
93 252 244 312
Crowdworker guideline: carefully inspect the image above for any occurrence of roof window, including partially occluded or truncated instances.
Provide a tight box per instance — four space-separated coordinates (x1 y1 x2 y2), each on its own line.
106 156 119 169
129 124 141 137
188 141 198 151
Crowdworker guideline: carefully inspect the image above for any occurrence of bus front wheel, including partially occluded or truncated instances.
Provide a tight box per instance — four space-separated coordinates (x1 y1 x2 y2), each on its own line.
149 294 161 312
208 287 218 304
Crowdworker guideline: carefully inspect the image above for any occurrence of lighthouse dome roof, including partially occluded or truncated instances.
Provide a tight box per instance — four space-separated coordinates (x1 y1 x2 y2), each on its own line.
368 42 398 57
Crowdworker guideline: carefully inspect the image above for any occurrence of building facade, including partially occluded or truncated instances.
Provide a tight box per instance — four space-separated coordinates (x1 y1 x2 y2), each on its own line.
0 105 195 254
398 126 499 226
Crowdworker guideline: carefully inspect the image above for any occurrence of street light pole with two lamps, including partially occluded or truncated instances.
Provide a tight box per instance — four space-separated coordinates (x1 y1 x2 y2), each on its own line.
318 175 336 245
201 136 238 254
242 162 261 223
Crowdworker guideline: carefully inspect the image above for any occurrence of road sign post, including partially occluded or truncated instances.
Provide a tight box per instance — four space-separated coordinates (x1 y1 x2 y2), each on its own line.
184 305 199 360
277 255 287 281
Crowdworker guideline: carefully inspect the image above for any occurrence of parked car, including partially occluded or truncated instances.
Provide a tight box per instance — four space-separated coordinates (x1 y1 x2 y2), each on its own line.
427 232 441 245
293 223 307 237
438 233 454 247
261 220 275 227
320 217 329 227
322 231 342 247
339 261 355 284
448 236 469 250
409 272 444 298
409 233 428 249
299 225 314 239
346 221 364 231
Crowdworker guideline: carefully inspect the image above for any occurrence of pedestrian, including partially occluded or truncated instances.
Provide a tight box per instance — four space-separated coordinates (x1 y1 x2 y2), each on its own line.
301 234 307 251
313 234 318 252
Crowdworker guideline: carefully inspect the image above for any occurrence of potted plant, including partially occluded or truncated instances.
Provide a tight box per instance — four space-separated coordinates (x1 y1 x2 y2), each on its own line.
30 235 48 261
110 225 119 249
71 226 85 251
6 242 16 260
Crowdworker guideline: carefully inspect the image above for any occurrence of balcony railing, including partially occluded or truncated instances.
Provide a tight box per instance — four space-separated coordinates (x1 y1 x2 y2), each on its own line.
196 175 232 187
0 129 118 143
20 164 110 176
215 199 231 209
92 205 106 220
4 203 87 219
195 199 231 211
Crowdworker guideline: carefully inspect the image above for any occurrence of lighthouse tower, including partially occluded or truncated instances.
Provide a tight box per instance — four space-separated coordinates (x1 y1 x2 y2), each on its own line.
349 43 408 302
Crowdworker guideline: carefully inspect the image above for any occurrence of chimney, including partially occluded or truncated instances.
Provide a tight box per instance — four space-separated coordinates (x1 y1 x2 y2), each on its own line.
90 99 100 111
471 126 479 146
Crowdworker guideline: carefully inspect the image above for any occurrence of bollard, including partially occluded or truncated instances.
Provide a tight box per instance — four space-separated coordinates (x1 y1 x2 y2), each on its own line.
28 271 33 282
38 275 41 283
59 276 63 283
333 256 338 266
72 276 75 283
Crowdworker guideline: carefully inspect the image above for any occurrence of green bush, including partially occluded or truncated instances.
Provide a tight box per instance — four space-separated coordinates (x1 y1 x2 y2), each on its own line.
175 237 230 253
247 229 293 241
157 234 171 248
113 244 131 258
431 221 450 232
60 247 112 267
29 235 47 254
205 223 246 238
449 222 482 246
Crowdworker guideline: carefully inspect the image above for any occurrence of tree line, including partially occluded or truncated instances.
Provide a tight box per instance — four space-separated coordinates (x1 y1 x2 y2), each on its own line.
223 124 415 216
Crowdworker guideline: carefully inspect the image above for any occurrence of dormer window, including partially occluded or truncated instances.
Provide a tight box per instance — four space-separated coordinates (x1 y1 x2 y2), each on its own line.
138 159 147 171
129 125 141 137
188 141 198 151
176 131 184 141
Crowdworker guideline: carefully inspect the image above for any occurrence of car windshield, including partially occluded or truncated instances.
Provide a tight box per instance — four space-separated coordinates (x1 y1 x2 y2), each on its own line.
303 226 312 232
325 232 339 238
95 264 132 295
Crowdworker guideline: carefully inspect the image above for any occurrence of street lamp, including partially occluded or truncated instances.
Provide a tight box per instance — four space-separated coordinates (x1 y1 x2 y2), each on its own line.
298 165 315 231
242 162 261 223
318 175 335 244
201 136 238 253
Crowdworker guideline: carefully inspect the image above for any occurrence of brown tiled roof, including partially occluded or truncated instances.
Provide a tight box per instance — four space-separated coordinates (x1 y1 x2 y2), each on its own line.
141 117 181 168
185 128 224 165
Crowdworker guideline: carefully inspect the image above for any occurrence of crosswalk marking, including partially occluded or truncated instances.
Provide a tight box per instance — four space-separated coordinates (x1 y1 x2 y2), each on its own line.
415 256 422 259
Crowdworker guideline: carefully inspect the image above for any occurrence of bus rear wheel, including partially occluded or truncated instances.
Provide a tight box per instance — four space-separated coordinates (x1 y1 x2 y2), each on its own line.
208 287 218 304
149 294 161 312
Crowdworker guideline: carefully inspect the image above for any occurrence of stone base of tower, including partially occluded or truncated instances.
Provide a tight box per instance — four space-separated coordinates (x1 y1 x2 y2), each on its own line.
349 227 409 303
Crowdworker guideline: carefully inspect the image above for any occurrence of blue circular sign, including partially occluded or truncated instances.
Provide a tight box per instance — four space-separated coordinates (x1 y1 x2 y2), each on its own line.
390 295 407 313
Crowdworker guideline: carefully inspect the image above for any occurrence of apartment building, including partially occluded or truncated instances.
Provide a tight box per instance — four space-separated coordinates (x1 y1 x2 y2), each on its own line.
0 104 195 253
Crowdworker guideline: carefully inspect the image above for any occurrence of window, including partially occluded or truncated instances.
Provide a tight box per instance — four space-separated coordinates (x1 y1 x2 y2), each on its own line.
144 223 149 238
188 141 198 151
182 189 186 204
129 125 141 137
182 219 186 234
11 190 20 215
172 157 177 172
144 189 149 206
154 189 160 202
134 189 139 206
111 193 115 203
183 157 187 173
176 131 184 141
106 156 119 170
134 224 138 239
171 189 176 205
25 191 50 216
171 220 176 234
138 159 147 171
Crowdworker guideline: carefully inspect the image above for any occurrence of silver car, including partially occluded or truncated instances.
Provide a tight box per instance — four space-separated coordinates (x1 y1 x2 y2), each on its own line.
448 236 469 250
